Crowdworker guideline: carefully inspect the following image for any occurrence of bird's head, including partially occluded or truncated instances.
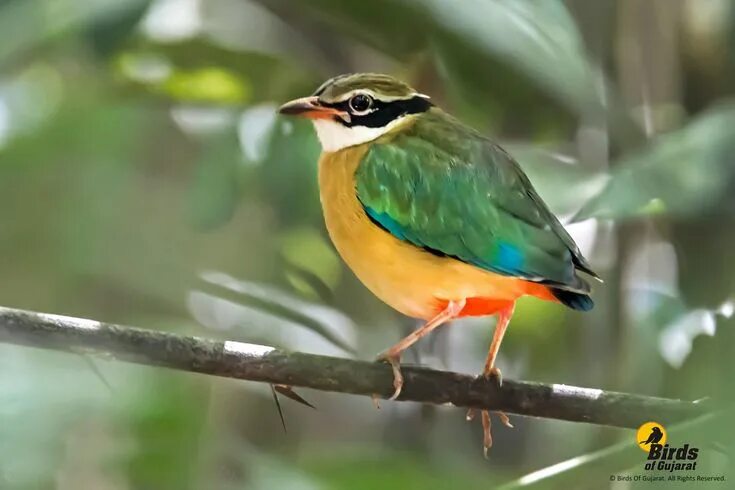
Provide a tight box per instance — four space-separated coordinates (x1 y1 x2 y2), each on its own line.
279 73 432 152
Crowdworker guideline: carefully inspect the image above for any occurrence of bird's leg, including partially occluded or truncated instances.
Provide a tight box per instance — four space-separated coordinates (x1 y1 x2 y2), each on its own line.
466 302 516 458
376 298 466 400
483 302 515 386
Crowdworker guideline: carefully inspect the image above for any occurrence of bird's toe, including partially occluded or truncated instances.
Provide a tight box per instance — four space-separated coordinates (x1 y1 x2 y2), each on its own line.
496 410 513 428
376 352 404 400
484 366 503 388
481 410 492 459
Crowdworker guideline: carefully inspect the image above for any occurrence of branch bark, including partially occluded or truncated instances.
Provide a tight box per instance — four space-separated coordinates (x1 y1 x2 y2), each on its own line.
0 306 707 429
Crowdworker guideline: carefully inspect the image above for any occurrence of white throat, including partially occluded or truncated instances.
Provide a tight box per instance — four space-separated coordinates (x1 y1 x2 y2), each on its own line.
311 117 408 152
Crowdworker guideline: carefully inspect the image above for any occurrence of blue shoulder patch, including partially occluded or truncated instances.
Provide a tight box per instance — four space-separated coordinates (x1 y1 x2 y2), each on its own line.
494 242 525 274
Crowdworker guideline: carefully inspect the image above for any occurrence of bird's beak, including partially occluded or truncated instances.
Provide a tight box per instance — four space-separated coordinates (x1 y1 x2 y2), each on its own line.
278 96 344 120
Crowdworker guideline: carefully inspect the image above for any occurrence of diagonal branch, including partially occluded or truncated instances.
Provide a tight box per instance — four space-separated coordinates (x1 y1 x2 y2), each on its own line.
0 306 708 429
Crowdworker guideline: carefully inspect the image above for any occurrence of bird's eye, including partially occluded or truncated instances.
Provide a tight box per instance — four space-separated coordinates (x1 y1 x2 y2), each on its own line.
349 94 373 114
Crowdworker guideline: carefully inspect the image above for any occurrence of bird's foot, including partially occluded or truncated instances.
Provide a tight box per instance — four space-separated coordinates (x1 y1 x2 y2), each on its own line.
466 368 513 458
486 366 503 387
465 409 513 459
376 351 404 400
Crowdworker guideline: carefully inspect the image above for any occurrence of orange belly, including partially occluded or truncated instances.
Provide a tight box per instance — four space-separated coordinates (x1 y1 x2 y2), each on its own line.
318 144 557 320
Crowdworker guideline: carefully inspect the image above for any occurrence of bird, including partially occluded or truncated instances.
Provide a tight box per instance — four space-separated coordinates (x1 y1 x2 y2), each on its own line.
279 73 598 456
640 426 663 445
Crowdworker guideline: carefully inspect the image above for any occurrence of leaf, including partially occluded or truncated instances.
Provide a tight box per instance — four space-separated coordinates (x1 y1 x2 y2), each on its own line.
123 372 210 490
0 0 149 65
420 0 601 114
190 271 356 355
187 133 241 230
504 143 602 214
574 103 735 222
253 0 431 57
115 39 318 105
259 117 322 225
163 67 251 104
258 0 600 114
0 343 210 490
261 0 640 141
238 103 279 164
279 227 342 302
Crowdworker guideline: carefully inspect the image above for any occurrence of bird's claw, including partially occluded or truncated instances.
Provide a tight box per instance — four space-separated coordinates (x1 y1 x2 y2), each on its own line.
371 394 381 410
465 408 476 421
484 366 503 388
497 410 513 428
376 352 403 400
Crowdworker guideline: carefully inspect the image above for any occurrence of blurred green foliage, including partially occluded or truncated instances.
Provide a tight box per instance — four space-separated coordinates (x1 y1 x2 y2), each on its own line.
1 0 734 489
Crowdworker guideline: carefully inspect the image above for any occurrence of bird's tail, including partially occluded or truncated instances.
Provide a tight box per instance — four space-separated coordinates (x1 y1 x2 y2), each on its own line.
551 288 594 311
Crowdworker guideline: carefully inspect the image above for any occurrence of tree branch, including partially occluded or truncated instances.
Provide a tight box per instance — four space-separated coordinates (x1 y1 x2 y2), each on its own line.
0 306 708 429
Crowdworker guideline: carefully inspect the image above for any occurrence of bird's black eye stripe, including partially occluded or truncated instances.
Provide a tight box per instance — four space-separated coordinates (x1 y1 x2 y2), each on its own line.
351 96 432 128
321 95 432 128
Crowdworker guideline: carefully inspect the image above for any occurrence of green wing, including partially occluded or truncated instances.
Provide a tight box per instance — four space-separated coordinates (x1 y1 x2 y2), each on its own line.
355 110 596 294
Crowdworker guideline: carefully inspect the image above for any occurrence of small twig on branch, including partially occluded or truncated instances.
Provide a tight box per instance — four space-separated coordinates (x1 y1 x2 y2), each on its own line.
0 306 708 429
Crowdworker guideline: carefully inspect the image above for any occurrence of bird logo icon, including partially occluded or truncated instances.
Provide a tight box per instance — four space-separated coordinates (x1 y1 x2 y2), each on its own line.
640 426 663 445
636 422 667 452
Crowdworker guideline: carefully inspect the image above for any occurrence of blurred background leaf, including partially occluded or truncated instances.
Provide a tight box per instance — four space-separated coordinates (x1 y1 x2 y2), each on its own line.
574 103 735 222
